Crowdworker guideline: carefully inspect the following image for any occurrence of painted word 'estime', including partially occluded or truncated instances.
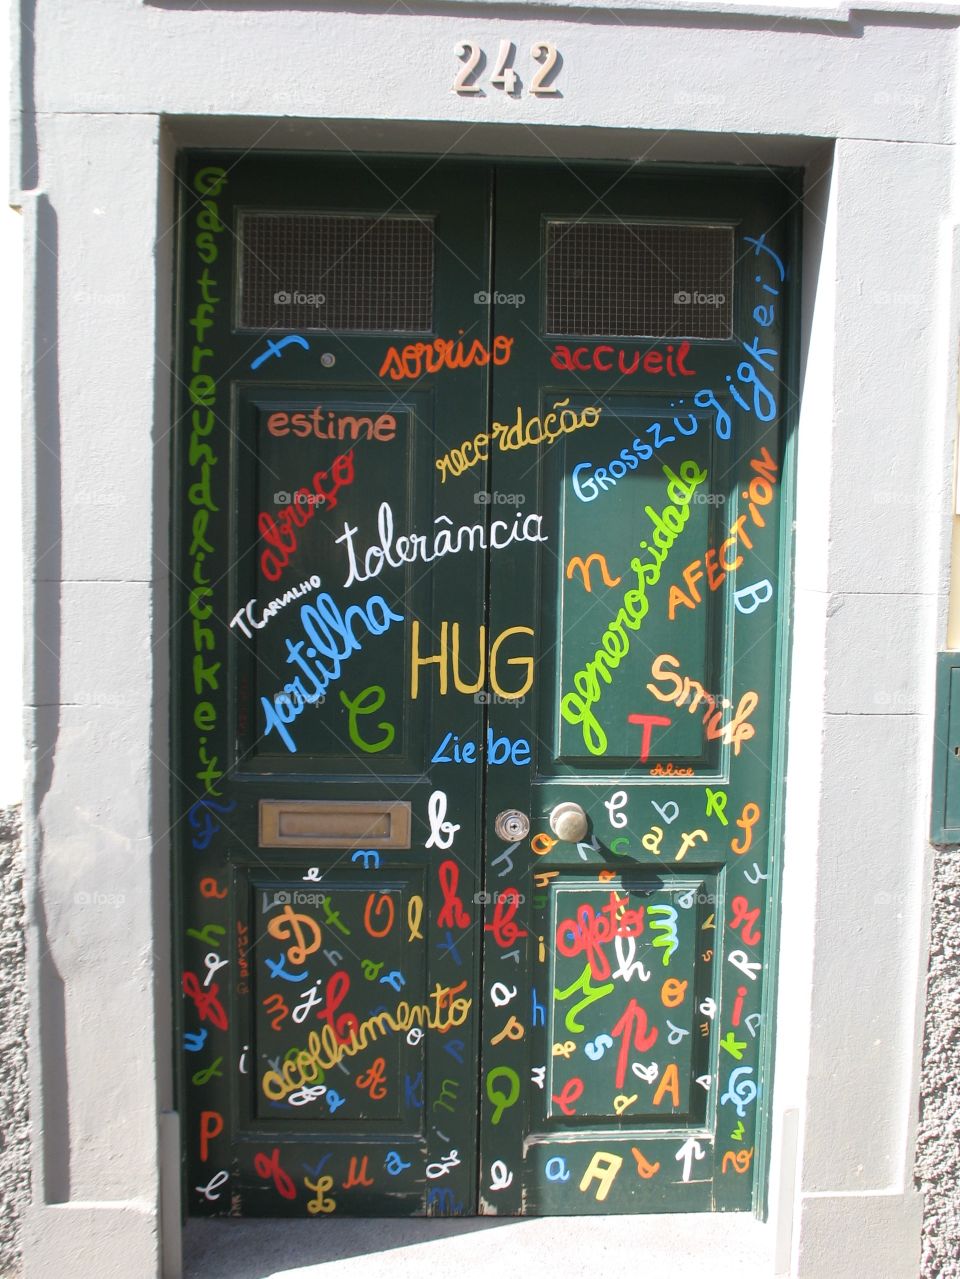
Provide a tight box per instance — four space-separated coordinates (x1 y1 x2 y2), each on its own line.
261 591 403 753
560 460 707 756
335 502 547 588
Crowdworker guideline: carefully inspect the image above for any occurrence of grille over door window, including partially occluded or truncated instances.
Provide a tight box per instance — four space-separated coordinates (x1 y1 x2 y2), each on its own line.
238 211 435 332
544 220 734 339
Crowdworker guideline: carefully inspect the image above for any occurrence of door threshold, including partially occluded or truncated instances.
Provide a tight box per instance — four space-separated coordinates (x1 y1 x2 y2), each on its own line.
183 1212 776 1279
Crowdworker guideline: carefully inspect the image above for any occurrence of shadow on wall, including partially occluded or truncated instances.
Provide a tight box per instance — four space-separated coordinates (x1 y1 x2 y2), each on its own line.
184 1216 524 1279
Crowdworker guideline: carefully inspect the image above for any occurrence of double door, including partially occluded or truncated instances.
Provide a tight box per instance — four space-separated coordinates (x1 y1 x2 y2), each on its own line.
174 154 796 1216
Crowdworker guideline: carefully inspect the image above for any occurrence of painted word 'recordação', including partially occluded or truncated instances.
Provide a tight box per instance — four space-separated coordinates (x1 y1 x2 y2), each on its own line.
436 400 601 482
335 501 547 588
259 451 355 583
261 591 403 753
230 575 323 638
550 341 696 378
431 727 531 765
379 335 514 381
560 460 707 756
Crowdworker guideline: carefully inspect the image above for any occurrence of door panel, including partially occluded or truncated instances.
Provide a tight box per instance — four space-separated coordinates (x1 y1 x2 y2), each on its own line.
174 153 796 1220
175 155 493 1216
478 167 794 1213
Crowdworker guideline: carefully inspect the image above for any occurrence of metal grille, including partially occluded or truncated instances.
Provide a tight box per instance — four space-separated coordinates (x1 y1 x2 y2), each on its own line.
544 220 734 339
238 212 435 332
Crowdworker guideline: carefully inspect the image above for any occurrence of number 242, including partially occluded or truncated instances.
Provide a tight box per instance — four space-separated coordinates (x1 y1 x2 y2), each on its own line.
453 40 561 97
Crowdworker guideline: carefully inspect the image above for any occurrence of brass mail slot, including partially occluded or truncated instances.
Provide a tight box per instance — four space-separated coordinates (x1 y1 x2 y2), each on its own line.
259 799 412 849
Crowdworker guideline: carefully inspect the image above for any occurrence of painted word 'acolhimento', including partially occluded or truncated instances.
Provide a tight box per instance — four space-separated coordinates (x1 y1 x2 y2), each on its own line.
262 994 473 1099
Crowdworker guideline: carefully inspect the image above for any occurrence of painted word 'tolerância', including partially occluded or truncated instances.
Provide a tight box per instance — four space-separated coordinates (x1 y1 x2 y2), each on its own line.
335 502 547 588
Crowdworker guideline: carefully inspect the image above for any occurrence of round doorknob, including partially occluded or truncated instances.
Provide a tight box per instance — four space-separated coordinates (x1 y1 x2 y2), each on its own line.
549 801 589 844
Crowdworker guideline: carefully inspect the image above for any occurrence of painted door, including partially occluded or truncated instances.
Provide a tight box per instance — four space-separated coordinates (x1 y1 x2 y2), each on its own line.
174 154 796 1219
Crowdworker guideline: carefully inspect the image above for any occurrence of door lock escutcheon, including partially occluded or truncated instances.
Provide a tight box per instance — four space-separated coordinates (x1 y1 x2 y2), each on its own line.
548 801 589 844
494 809 530 841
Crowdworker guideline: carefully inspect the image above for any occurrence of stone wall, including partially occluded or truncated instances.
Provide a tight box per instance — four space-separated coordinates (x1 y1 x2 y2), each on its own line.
918 847 960 1277
0 805 27 1277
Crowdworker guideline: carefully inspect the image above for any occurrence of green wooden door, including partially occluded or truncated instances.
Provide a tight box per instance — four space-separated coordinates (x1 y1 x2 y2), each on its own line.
174 153 796 1219
476 167 794 1214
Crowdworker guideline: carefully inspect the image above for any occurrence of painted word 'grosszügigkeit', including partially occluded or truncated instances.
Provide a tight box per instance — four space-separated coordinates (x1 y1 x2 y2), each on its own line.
261 591 403 753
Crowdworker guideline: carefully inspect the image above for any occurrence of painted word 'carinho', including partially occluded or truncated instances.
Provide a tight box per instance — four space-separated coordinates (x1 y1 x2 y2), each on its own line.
335 502 547 588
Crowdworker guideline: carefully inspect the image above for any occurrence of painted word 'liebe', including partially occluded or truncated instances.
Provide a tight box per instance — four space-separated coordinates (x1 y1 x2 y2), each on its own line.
556 892 644 981
431 728 531 766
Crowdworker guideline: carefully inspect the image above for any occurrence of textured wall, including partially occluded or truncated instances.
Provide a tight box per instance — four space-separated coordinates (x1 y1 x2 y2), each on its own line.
918 848 960 1277
0 805 27 1278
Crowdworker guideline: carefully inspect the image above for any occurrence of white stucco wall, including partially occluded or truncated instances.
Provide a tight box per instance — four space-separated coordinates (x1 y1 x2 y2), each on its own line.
3 0 23 810
14 3 960 1277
